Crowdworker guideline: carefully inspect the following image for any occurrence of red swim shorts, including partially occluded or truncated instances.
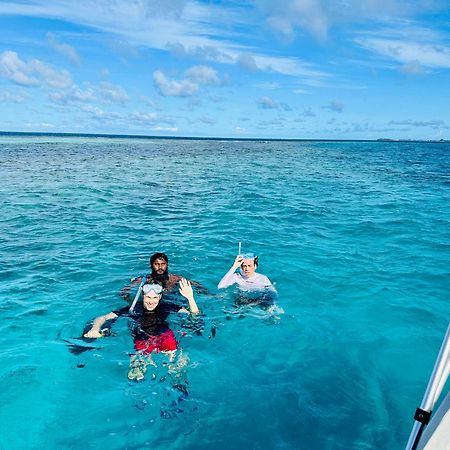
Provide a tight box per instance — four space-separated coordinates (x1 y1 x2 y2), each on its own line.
134 329 178 354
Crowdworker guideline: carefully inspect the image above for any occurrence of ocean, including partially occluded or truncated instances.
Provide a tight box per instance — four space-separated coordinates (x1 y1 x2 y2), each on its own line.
0 135 449 449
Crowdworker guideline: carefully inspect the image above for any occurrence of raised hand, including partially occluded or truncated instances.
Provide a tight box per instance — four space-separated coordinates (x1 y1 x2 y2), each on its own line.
232 255 244 271
178 278 199 314
178 278 194 300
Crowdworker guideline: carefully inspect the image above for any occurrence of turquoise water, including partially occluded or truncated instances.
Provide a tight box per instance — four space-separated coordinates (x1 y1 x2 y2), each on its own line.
0 136 449 449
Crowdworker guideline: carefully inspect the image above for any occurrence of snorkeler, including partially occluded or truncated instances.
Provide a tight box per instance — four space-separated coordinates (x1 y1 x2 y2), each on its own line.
120 252 207 301
218 253 276 292
218 253 280 311
84 279 200 381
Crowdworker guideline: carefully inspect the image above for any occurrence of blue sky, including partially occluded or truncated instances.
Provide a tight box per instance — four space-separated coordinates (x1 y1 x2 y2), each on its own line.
0 0 449 139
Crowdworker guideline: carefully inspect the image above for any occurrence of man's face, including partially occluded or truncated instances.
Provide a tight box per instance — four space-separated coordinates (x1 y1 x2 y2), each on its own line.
152 257 168 275
143 292 161 311
241 258 256 277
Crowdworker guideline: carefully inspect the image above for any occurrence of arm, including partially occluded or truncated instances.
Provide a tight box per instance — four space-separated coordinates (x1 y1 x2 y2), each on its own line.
84 311 118 338
217 255 243 289
178 278 199 314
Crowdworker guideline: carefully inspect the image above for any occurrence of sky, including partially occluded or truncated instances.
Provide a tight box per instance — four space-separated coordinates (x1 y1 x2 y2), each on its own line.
0 0 449 140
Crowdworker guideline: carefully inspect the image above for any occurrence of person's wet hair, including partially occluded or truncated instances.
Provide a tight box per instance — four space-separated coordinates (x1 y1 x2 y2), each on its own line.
150 252 168 266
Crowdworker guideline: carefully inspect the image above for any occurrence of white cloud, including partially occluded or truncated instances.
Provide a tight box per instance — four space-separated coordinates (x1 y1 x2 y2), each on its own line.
254 0 442 41
47 32 80 65
0 1 328 80
250 53 326 79
355 37 450 69
151 126 178 132
256 96 291 111
80 104 121 121
322 100 344 112
257 96 292 111
388 119 448 129
258 96 279 109
23 121 55 129
49 103 178 129
400 60 425 74
0 50 73 88
166 43 328 81
0 51 39 86
30 59 73 88
0 89 29 103
99 81 129 106
185 65 220 85
153 65 221 97
167 41 232 63
238 54 259 72
130 111 160 122
153 70 198 97
292 88 311 94
49 85 96 104
264 0 328 41
49 81 129 107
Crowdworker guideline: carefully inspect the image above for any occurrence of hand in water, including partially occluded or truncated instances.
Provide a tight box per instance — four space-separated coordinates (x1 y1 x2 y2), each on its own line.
83 329 103 339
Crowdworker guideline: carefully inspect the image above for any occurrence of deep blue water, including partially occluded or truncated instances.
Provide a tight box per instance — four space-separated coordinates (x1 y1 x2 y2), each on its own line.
0 136 449 449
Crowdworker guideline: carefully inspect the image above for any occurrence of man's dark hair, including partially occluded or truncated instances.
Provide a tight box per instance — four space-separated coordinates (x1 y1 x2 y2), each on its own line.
150 252 169 266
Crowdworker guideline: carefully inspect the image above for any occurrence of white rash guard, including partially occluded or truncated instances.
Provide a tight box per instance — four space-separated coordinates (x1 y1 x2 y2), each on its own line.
218 269 276 293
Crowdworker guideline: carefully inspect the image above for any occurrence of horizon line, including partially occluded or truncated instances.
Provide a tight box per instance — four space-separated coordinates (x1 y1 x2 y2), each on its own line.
0 130 448 143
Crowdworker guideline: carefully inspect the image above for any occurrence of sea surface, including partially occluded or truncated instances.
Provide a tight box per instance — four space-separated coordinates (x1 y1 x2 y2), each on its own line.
0 135 449 450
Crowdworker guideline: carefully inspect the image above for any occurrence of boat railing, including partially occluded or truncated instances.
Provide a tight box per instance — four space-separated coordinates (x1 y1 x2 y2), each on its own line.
405 322 450 450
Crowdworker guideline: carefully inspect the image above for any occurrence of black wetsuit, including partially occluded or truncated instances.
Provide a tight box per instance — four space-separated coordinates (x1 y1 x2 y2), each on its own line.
113 302 180 340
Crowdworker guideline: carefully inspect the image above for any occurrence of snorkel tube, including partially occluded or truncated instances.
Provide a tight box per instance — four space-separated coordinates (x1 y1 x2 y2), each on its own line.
129 277 146 313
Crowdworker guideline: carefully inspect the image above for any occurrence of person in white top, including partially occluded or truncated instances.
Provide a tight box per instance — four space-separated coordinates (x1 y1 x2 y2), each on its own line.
218 254 277 293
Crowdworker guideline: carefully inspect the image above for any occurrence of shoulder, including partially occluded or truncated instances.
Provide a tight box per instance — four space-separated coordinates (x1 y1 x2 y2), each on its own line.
256 273 273 284
255 272 270 280
169 274 182 282
164 274 182 291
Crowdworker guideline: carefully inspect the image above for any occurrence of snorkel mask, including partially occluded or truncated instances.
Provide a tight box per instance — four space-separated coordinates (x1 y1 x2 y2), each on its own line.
239 253 259 276
142 283 163 295
241 253 258 265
